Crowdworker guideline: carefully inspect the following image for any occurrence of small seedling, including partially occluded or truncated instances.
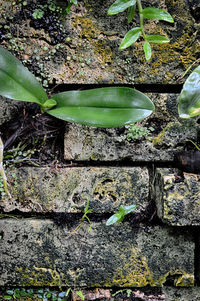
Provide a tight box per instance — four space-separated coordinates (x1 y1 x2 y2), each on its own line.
118 123 154 142
70 200 93 236
106 204 137 226
108 0 174 61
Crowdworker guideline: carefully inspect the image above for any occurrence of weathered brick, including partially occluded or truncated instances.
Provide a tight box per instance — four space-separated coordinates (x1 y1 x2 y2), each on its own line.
0 220 194 287
155 168 200 226
64 93 198 161
1 166 149 213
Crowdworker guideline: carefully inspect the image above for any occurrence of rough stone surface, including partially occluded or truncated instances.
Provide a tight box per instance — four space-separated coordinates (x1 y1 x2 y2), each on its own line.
0 220 194 287
162 287 200 301
154 168 200 226
64 93 198 161
0 0 199 85
0 96 23 126
0 166 149 213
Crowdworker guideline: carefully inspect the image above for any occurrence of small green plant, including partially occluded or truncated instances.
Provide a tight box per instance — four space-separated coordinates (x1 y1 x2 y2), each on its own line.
3 287 72 300
71 200 93 235
107 0 174 61
112 289 132 297
106 204 137 226
32 8 44 19
118 122 154 142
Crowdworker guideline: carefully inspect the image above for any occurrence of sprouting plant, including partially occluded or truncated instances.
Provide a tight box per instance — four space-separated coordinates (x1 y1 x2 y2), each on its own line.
118 122 154 142
106 204 137 226
70 200 93 236
107 0 174 61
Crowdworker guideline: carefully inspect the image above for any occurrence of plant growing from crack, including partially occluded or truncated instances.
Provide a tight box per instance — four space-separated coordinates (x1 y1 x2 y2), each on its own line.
108 0 174 60
0 46 155 195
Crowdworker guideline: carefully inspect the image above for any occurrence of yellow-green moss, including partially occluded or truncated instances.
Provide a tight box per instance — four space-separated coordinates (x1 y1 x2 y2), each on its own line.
16 266 66 287
73 17 113 65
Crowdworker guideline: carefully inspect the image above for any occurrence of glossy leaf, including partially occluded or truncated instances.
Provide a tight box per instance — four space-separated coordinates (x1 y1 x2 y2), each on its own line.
106 204 137 226
119 27 141 50
146 35 169 44
0 46 48 104
142 7 174 23
122 204 137 215
143 41 152 60
108 0 136 15
106 212 124 226
128 4 136 23
48 87 155 128
178 65 200 118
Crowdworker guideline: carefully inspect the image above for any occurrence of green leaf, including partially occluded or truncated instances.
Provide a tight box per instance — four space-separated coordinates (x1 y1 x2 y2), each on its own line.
122 204 137 215
0 46 48 104
76 291 85 300
142 7 174 23
143 41 152 60
128 4 136 23
106 212 124 226
42 99 57 110
47 87 155 128
146 35 169 44
119 27 141 49
108 0 136 15
178 65 200 118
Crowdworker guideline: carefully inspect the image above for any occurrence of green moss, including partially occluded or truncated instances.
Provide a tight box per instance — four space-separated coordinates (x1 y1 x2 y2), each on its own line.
16 266 66 287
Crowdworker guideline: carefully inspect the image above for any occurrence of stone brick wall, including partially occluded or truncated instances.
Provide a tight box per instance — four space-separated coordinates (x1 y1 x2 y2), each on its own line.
0 0 200 300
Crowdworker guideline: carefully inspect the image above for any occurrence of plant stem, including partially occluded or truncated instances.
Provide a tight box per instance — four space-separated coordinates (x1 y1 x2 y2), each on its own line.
136 0 146 39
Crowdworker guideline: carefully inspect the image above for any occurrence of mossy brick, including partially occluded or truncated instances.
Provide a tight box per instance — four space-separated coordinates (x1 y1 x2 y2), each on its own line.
1 166 149 213
0 219 194 287
154 168 200 226
64 93 198 161
0 0 199 85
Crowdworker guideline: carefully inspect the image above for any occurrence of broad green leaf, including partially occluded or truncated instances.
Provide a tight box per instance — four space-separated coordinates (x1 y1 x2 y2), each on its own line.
146 35 169 44
48 87 155 128
143 41 152 60
108 0 136 15
178 65 200 118
119 27 141 50
106 212 124 226
0 46 48 104
128 4 136 23
142 7 174 23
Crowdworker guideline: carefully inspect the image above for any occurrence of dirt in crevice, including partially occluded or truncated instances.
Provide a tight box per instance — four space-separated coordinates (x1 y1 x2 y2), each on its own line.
0 103 65 167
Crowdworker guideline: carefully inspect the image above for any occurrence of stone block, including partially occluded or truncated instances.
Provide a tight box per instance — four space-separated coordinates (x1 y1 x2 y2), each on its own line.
155 168 200 226
0 220 194 287
64 93 198 161
1 166 149 213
